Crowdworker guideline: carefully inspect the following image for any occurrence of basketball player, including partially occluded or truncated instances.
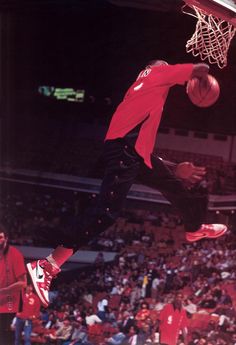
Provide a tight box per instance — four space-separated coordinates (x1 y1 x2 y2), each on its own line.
0 224 27 344
27 60 227 308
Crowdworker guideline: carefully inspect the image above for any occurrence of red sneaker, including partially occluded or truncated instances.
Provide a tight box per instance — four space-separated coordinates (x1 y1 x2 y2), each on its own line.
27 260 60 307
186 224 227 242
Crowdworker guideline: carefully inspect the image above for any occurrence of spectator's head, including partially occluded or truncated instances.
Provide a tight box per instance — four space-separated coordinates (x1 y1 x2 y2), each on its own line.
0 223 9 252
73 320 82 328
87 307 94 315
141 321 152 333
231 334 236 343
63 317 71 327
173 293 183 310
198 338 207 345
128 325 138 336
123 310 131 319
191 331 200 341
141 302 149 310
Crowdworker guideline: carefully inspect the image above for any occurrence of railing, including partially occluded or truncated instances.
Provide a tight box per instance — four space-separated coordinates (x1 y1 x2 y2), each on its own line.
1 167 236 210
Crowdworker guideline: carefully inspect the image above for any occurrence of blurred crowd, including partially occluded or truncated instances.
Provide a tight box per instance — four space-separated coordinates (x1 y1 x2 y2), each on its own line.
0 191 183 249
1 190 234 252
9 229 236 345
1 188 236 344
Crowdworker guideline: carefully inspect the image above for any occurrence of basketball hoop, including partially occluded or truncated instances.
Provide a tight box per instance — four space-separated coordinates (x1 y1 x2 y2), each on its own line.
182 2 236 68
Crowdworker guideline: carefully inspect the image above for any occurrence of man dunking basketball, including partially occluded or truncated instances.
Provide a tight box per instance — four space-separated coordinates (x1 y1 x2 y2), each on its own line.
27 60 227 308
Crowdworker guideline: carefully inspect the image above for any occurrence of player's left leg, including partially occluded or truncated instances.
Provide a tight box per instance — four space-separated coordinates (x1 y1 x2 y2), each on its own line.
140 154 227 242
27 138 141 307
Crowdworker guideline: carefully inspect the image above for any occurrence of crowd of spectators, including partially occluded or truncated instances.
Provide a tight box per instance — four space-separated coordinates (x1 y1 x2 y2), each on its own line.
9 229 236 345
1 189 234 252
0 191 74 247
0 190 184 249
2 188 236 344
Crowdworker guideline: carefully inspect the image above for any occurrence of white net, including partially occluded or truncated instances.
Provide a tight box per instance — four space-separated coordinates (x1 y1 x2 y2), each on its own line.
184 5 236 68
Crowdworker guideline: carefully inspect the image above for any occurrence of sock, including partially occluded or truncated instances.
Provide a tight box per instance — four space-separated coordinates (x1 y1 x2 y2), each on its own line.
46 246 74 268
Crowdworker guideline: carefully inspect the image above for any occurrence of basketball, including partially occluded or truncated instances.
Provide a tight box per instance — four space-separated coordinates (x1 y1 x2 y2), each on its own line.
186 74 220 107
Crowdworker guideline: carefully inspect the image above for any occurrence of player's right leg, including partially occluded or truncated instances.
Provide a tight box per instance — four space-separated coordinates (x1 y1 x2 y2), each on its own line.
27 246 73 307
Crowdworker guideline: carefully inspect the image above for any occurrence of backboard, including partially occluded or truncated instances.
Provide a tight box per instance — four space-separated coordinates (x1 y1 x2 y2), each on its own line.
184 0 236 25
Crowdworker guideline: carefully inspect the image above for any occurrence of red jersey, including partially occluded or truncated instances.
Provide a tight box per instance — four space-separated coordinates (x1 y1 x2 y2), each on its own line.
0 245 26 313
105 64 193 168
159 304 188 345
17 291 41 320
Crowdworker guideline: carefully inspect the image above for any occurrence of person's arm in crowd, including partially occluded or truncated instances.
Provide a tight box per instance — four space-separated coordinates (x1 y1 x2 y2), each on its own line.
94 315 102 323
0 273 27 294
106 334 126 345
182 326 188 344
10 316 17 331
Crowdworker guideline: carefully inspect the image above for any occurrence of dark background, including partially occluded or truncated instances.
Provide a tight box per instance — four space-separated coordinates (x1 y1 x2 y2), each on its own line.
1 0 236 165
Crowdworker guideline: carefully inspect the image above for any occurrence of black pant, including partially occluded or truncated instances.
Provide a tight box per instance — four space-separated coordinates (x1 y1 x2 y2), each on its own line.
63 138 208 250
0 313 14 345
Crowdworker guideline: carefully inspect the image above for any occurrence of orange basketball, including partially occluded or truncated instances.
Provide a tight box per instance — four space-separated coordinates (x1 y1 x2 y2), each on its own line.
186 74 220 107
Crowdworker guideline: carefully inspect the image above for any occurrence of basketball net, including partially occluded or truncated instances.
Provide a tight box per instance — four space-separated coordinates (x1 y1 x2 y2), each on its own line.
183 5 236 68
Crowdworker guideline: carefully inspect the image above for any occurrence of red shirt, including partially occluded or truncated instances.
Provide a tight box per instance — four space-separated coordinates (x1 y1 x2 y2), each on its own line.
0 245 26 313
105 64 193 168
135 308 150 321
159 304 188 345
17 291 41 320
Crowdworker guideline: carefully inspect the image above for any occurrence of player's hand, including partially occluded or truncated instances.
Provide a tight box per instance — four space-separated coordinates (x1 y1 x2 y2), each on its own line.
175 162 206 183
191 63 209 79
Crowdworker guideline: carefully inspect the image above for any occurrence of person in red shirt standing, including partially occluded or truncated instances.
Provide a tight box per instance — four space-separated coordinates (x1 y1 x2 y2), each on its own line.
14 284 41 345
0 223 27 344
135 302 151 329
158 293 188 345
27 60 227 308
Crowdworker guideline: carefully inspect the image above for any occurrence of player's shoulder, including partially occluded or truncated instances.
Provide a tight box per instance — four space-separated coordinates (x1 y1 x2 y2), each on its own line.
151 64 172 70
136 64 166 81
